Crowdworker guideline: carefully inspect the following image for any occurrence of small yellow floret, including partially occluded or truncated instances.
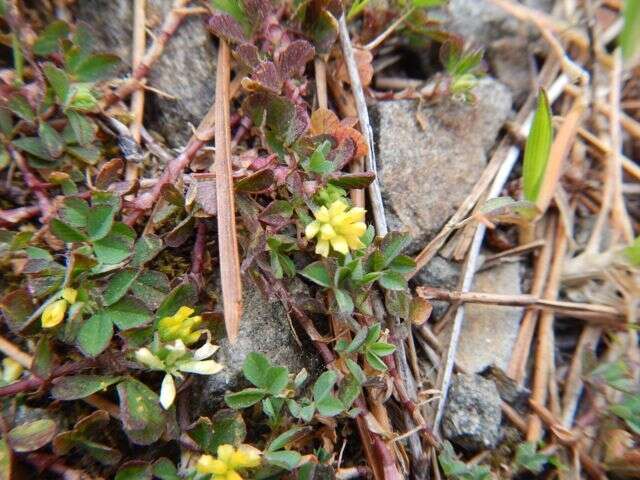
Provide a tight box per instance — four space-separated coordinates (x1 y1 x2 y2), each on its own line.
41 299 68 328
158 306 203 345
305 200 366 257
2 358 23 383
61 287 77 304
196 444 261 480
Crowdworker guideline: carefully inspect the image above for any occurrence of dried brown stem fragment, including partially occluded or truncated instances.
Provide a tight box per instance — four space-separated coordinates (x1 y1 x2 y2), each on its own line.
213 40 242 344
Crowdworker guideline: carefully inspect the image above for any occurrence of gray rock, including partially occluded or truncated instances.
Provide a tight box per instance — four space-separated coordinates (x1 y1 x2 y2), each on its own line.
76 0 217 147
443 373 502 451
481 365 530 412
439 261 523 373
487 37 534 106
76 0 133 69
446 0 554 46
373 78 512 254
146 1 217 147
200 279 318 407
414 255 460 320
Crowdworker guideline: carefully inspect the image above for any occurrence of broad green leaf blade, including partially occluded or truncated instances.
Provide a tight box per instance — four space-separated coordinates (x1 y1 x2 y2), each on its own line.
131 234 163 267
316 396 344 417
71 54 120 82
7 419 57 452
265 450 301 470
268 427 307 452
299 261 332 287
51 375 122 400
243 352 271 388
50 218 87 243
224 388 267 409
66 110 96 146
43 63 70 103
38 123 64 158
523 89 553 202
156 283 198 319
312 371 337 403
105 296 152 330
117 378 167 445
103 269 139 306
33 20 69 55
87 205 115 241
77 312 113 357
264 366 289 396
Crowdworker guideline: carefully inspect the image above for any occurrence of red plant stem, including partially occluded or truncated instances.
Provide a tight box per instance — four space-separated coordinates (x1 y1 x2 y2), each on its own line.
354 397 402 480
8 145 52 221
0 359 95 397
0 205 40 226
290 305 335 364
102 0 191 109
124 137 204 226
191 220 207 275
124 113 241 226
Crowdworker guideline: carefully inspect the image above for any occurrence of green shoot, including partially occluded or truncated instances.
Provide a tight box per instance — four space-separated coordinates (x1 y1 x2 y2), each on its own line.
620 0 640 65
523 89 553 202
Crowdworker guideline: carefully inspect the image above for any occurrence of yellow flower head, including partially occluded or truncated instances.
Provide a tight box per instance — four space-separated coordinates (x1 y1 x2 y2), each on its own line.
305 200 366 257
61 287 77 304
2 358 24 383
158 306 203 345
41 299 68 328
197 444 261 480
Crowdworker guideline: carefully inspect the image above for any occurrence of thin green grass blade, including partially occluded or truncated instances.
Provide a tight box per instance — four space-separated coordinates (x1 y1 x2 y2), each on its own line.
523 89 553 202
620 0 640 65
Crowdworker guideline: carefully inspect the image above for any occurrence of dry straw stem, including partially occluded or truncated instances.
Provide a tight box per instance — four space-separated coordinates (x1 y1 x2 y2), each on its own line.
487 0 588 50
584 51 633 253
416 288 624 324
0 335 32 368
507 218 554 384
560 326 601 427
213 40 242 344
338 14 387 235
527 217 568 443
130 0 146 144
528 401 607 479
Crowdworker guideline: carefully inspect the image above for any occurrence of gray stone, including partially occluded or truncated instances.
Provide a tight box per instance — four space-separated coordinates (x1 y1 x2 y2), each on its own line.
146 1 217 147
373 78 512 254
200 279 318 407
414 255 460 320
481 365 530 412
439 261 523 373
487 37 534 106
446 0 554 46
76 0 217 147
76 0 133 69
443 374 502 452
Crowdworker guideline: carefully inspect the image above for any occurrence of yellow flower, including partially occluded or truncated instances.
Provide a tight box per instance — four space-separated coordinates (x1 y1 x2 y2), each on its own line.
61 287 77 304
197 444 261 480
41 299 68 328
305 200 366 257
2 358 23 383
158 306 203 345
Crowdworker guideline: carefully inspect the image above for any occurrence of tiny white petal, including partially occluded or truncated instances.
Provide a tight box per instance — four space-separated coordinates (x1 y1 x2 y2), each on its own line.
193 340 219 361
159 373 176 410
167 339 187 353
135 348 164 370
178 360 224 375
